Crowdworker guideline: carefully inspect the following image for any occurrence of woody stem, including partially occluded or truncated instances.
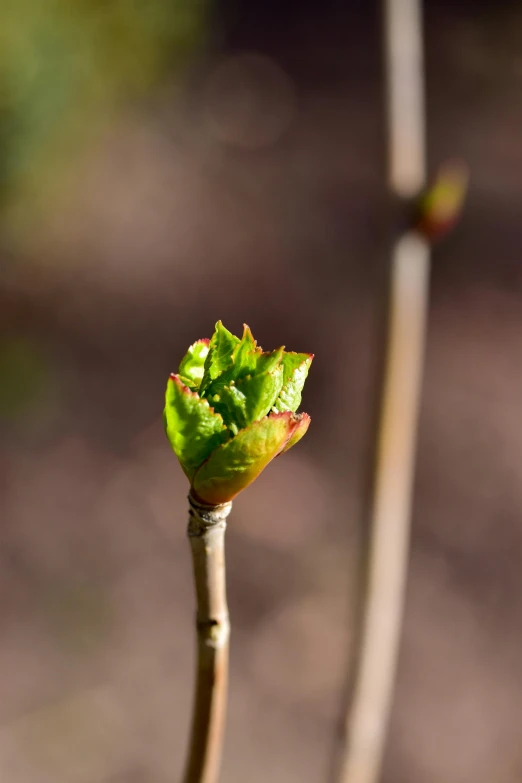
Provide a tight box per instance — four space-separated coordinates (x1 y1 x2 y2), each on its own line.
182 493 232 783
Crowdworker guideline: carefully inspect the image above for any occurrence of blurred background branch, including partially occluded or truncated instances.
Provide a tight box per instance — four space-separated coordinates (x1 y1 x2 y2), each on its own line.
334 1 429 781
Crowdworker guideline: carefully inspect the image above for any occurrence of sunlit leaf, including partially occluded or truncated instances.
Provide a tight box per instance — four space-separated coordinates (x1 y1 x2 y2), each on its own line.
178 338 210 390
164 375 228 479
200 321 240 394
192 412 298 504
235 360 284 424
273 352 313 413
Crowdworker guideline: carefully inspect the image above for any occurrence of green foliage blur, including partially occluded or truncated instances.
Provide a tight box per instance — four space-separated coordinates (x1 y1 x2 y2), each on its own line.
0 337 51 417
0 0 205 223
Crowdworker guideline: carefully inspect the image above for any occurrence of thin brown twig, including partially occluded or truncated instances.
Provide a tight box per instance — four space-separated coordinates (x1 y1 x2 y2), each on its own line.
182 493 232 783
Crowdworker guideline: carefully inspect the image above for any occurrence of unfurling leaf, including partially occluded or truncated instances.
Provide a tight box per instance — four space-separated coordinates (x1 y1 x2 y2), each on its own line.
165 375 228 480
164 322 313 503
178 339 210 391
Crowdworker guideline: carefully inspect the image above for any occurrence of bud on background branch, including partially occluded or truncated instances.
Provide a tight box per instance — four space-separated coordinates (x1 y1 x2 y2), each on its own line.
413 159 469 242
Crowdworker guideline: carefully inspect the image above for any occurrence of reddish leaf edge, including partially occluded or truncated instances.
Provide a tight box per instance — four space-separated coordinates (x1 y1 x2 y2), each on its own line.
190 409 311 504
167 374 226 423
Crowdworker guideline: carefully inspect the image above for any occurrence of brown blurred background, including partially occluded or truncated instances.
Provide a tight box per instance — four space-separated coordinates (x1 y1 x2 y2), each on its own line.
1 0 522 781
